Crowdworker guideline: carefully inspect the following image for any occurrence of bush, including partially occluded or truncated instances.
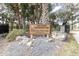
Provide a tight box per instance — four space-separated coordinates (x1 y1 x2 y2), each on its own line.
5 29 24 42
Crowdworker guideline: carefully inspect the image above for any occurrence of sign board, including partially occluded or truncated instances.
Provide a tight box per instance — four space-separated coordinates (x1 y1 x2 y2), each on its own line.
29 24 50 38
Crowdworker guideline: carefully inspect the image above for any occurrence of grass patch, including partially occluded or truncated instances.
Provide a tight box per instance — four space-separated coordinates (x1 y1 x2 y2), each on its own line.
5 29 24 42
55 34 79 56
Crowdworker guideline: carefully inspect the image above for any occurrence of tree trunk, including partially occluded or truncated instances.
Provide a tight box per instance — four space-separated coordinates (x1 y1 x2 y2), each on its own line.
40 3 49 24
10 18 14 31
72 20 73 30
15 4 23 29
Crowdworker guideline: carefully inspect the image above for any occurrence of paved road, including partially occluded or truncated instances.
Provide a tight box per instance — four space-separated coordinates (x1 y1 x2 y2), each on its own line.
70 31 79 44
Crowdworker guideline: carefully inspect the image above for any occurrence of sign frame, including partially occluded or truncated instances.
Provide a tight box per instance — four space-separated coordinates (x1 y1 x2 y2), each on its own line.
29 24 51 38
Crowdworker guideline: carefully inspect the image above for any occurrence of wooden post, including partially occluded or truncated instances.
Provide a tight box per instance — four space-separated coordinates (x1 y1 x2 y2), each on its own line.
30 35 33 38
47 34 49 38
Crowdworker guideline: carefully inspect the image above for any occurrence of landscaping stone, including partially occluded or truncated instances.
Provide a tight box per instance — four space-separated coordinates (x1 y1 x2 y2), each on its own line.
16 36 22 41
31 37 56 56
4 43 31 56
16 36 30 45
48 38 55 42
1 32 66 56
16 36 29 41
51 31 67 41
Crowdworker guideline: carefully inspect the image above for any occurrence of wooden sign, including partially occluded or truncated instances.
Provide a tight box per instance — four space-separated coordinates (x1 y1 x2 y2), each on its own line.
29 24 50 38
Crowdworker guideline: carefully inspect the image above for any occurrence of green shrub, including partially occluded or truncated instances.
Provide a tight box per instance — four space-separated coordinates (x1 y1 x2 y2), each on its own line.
5 29 24 42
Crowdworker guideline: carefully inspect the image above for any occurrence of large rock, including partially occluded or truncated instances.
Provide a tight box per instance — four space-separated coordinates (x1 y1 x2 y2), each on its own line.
19 39 35 47
16 36 22 41
51 32 67 41
16 36 33 46
16 36 29 41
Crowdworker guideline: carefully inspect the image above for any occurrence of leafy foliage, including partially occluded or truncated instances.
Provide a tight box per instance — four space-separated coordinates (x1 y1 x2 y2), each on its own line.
5 29 24 42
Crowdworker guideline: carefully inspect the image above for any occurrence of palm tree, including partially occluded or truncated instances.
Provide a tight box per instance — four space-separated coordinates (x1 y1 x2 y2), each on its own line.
33 3 42 24
40 3 49 24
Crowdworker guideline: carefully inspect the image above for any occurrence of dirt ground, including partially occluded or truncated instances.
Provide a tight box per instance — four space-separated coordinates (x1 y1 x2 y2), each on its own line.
0 39 8 55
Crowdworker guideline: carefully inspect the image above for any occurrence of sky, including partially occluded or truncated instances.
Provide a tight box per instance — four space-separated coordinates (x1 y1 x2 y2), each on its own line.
50 5 62 13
